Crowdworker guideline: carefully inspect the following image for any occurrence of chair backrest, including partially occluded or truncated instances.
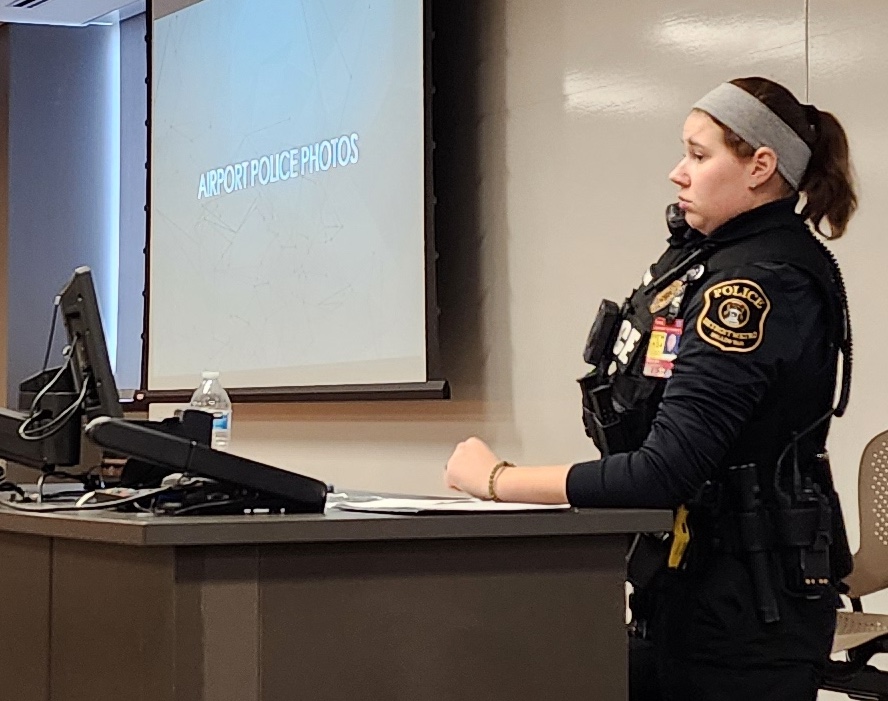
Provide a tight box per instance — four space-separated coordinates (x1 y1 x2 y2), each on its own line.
844 429 888 598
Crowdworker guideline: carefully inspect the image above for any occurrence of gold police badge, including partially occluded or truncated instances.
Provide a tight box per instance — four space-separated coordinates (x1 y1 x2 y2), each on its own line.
649 280 685 314
696 278 771 352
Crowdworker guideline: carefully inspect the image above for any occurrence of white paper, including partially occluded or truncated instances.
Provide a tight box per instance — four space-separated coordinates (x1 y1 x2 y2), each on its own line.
331 497 571 514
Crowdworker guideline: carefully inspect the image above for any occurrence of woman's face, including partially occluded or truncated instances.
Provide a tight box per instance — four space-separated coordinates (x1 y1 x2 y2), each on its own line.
669 110 757 235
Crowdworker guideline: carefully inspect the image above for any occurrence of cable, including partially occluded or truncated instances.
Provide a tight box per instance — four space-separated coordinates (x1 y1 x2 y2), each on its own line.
0 487 171 513
771 235 853 495
41 296 61 373
817 239 853 417
26 345 75 418
20 332 90 443
82 464 107 490
18 375 89 442
0 482 26 499
161 498 244 516
773 407 834 495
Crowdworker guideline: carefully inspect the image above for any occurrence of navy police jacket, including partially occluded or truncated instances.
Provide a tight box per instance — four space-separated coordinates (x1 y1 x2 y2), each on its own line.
568 198 845 509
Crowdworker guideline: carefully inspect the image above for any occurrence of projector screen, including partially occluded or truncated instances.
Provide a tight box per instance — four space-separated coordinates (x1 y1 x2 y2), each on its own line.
148 0 435 395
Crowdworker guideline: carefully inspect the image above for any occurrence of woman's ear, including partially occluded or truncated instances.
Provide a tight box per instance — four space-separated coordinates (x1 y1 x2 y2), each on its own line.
749 146 778 188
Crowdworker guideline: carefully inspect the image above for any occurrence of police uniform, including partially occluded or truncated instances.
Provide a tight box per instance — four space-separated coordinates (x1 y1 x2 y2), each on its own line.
571 197 851 701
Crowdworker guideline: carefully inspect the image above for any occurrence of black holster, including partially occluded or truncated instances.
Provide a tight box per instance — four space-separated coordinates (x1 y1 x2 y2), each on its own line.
726 464 782 623
812 453 854 583
579 371 634 455
714 461 842 623
775 482 834 591
626 532 671 639
578 298 626 455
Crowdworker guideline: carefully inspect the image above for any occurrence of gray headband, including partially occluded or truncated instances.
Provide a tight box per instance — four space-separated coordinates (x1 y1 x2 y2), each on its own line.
693 82 811 190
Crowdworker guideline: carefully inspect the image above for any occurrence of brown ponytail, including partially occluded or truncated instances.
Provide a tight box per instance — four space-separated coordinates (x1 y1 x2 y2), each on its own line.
716 77 858 239
798 109 857 238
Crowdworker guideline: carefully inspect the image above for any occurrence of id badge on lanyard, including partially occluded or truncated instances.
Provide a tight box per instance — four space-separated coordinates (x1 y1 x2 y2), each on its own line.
641 264 702 379
643 317 684 379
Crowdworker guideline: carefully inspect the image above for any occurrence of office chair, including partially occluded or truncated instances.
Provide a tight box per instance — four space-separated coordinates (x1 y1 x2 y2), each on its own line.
821 429 888 700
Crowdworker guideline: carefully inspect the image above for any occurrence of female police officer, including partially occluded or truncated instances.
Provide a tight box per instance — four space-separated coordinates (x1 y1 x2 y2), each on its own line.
444 76 857 701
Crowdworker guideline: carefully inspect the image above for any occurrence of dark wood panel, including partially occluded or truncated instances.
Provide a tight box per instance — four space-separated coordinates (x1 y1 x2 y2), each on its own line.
0 532 51 701
50 540 177 701
257 535 627 701
179 547 261 701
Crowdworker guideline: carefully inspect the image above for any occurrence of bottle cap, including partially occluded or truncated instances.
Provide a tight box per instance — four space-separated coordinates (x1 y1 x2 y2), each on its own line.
201 371 220 380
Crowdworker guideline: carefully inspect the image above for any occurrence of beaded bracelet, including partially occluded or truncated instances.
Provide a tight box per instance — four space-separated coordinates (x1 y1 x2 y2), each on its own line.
488 460 515 502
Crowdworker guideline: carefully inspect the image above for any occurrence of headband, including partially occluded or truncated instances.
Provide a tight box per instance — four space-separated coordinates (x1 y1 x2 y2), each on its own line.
693 82 811 190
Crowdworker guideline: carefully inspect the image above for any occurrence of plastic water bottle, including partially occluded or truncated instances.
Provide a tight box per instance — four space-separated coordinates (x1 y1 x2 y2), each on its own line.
189 371 232 451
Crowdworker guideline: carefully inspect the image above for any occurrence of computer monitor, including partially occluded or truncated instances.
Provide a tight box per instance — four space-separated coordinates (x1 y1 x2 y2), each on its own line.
0 266 122 476
57 266 123 421
4 267 326 512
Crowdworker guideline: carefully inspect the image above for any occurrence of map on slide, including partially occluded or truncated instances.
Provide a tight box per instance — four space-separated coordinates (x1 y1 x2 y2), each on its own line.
150 0 426 389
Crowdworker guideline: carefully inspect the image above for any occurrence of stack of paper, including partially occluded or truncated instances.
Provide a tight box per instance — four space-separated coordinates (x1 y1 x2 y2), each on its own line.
330 497 571 514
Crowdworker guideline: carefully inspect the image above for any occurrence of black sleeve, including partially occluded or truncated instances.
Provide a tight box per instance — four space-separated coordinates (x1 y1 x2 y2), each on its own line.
566 263 818 509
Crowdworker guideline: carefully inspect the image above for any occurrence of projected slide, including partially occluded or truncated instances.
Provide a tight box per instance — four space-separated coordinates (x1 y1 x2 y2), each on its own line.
150 0 425 390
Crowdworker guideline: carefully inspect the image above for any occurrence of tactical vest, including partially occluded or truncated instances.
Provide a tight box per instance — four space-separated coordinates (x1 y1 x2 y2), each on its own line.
581 220 843 464
579 211 854 588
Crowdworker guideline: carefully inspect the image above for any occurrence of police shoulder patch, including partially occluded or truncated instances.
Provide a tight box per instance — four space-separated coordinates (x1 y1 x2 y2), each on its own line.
695 278 771 353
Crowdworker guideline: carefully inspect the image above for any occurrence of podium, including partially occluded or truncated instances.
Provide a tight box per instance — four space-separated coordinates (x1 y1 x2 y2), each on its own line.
0 504 671 700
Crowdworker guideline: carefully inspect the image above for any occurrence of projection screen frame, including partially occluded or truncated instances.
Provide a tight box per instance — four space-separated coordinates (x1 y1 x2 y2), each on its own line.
140 0 446 405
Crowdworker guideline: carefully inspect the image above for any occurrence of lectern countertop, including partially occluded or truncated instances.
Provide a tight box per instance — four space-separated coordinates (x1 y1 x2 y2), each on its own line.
0 498 673 547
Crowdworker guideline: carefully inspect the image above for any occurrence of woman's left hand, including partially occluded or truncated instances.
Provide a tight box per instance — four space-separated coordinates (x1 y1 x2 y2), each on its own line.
445 437 500 499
